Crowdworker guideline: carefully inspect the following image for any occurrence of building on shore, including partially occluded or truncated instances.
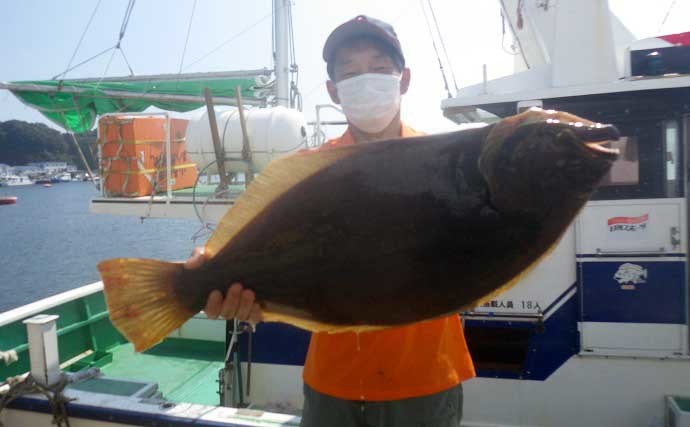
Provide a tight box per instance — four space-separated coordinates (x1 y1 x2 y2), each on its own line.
27 161 68 174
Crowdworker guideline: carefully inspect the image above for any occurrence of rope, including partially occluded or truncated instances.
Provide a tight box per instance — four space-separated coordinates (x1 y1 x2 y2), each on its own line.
54 0 103 81
286 4 302 111
501 9 520 56
178 0 198 74
498 0 530 69
420 0 452 98
191 159 220 230
68 133 97 188
0 374 74 427
426 0 459 94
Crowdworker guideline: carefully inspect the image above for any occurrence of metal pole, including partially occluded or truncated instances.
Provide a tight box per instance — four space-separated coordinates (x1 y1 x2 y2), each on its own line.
164 113 172 201
0 82 266 107
274 0 290 107
69 132 98 189
203 88 230 196
235 86 254 184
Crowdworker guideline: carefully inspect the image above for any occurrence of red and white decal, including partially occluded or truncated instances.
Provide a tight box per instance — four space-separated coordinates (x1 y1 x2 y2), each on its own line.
607 214 649 232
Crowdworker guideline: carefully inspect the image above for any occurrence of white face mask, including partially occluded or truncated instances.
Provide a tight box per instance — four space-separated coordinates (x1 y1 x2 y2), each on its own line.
335 73 402 134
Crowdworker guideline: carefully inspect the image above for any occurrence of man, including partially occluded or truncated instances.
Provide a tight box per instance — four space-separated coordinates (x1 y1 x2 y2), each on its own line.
186 15 475 427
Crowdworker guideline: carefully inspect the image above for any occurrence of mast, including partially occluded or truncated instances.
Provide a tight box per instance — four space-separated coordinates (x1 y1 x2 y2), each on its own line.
274 0 290 107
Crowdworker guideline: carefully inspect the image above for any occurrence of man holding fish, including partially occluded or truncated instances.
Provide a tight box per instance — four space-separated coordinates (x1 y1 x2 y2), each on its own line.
188 15 476 427
101 12 617 427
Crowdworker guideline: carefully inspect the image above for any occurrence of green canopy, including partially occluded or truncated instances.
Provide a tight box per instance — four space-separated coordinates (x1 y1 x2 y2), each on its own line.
0 70 275 133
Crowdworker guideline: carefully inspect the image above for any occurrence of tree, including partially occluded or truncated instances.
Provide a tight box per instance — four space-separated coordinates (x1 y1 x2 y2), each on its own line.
0 120 97 169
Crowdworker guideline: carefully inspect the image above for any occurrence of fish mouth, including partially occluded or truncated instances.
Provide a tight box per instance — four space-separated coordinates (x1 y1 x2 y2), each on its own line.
546 117 620 157
522 108 620 157
584 140 620 156
577 124 621 157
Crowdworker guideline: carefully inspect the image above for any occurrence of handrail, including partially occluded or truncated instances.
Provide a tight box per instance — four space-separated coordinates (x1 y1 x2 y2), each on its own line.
0 282 103 328
595 247 666 255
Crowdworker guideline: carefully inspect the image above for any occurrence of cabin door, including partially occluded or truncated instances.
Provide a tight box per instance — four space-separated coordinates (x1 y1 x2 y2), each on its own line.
575 118 687 357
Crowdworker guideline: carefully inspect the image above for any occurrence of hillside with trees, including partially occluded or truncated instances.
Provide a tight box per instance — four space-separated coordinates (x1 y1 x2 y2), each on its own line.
0 120 97 169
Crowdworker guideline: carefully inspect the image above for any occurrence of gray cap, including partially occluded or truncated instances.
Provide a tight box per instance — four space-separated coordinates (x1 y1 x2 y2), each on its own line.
322 15 405 67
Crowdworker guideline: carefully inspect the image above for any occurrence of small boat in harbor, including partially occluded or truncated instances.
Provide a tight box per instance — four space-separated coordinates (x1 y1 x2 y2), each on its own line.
4 175 33 186
0 196 17 205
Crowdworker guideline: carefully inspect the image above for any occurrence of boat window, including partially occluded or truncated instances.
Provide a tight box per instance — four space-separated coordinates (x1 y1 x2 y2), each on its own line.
591 119 684 200
464 325 531 375
664 120 681 197
598 137 639 187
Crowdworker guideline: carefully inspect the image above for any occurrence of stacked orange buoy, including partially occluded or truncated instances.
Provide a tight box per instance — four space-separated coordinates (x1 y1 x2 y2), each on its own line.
98 116 198 197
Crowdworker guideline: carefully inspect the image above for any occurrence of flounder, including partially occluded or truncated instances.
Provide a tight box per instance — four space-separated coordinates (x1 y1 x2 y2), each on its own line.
98 108 619 352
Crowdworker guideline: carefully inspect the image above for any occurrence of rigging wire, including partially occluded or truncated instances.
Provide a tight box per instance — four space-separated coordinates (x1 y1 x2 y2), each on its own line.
119 0 136 44
116 0 136 75
119 47 135 76
178 0 198 74
420 0 452 98
97 0 138 86
658 0 677 33
51 45 116 80
51 0 137 81
183 10 274 71
426 0 460 94
96 46 119 87
54 0 103 80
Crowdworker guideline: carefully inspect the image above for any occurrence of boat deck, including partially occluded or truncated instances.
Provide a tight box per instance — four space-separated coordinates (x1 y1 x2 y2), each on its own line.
99 339 225 405
89 183 246 219
0 285 227 407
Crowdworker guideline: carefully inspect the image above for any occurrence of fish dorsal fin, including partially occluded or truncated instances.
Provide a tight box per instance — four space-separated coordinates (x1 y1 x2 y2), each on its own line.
205 145 359 257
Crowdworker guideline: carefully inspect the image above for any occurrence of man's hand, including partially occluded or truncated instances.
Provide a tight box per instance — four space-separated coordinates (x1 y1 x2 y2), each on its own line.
185 247 263 324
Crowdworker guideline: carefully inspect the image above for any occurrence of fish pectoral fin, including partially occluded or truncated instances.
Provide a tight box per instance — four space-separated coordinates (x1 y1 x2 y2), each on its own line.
204 145 361 258
262 302 384 334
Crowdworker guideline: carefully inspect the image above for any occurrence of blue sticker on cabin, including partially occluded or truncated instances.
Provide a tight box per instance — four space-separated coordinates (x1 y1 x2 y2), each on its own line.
579 261 686 324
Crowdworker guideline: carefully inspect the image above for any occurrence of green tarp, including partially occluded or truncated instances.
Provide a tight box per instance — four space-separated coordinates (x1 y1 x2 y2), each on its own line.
4 73 274 133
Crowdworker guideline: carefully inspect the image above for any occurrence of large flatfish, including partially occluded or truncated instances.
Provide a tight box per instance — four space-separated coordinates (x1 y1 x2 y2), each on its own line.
98 108 619 351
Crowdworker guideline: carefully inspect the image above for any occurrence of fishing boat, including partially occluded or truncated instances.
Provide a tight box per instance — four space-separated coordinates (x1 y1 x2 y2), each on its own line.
0 196 17 205
437 1 690 426
0 2 308 426
3 175 33 186
1 1 690 427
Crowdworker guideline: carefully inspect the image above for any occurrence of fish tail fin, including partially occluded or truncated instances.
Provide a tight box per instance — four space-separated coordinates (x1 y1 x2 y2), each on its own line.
98 258 195 352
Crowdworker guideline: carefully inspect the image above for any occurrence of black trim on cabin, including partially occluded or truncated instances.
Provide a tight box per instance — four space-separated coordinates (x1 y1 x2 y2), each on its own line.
473 87 690 201
576 253 686 258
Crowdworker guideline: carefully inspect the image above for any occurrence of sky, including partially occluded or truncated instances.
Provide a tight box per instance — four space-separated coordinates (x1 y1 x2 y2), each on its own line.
1 0 689 135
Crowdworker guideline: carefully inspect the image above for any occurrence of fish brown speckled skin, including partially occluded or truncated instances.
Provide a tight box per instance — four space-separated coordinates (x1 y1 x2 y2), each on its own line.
98 108 619 351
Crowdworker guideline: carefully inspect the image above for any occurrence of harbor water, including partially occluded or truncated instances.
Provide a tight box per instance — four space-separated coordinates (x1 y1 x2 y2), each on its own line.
0 182 203 312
